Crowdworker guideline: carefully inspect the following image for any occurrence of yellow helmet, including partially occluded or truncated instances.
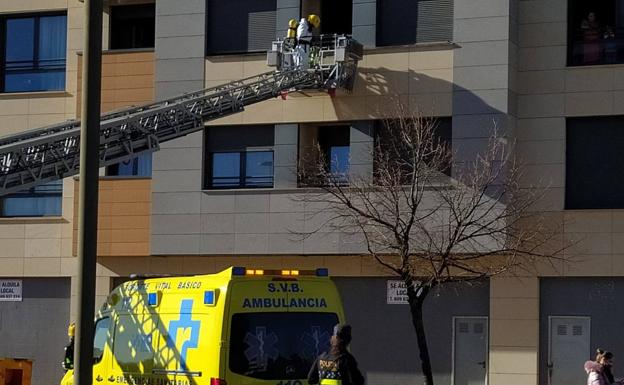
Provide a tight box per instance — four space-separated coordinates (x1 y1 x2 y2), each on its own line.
288 18 298 28
307 14 320 28
68 322 75 338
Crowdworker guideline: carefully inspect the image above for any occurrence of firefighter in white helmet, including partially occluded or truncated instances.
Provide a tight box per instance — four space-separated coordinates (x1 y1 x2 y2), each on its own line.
294 14 320 69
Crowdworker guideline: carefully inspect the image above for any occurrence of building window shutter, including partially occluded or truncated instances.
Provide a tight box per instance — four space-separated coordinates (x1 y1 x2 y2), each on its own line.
377 0 453 46
207 0 276 54
416 0 454 43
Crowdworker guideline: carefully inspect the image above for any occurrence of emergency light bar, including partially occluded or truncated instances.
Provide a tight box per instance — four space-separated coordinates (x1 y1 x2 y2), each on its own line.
231 267 329 277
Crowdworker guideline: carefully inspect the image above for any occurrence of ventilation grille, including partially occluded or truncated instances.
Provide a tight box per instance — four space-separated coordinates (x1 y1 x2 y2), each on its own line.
557 325 568 336
459 322 469 333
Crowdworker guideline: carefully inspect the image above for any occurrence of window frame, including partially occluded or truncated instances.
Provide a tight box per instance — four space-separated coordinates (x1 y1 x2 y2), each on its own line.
565 115 624 209
205 0 277 56
108 3 155 50
206 150 275 189
373 117 453 186
0 180 63 218
105 152 153 177
0 11 67 93
566 0 621 67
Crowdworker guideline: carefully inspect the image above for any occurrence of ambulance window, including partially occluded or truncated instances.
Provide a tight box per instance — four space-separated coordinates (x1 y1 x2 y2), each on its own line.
93 317 111 362
229 312 338 380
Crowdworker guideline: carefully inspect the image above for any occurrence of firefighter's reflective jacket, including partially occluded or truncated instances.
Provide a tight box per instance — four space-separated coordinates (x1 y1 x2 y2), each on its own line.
307 351 365 385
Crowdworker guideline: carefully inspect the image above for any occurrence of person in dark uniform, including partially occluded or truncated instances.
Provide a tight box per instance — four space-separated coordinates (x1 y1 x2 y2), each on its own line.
62 323 75 371
307 324 365 385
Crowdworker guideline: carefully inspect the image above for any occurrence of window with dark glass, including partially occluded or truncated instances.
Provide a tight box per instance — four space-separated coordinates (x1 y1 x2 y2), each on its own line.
374 117 452 184
319 125 350 184
566 116 624 209
0 180 62 217
298 125 351 187
109 4 155 50
322 1 352 35
376 0 453 46
106 153 152 177
206 0 276 54
567 0 624 66
229 312 339 380
204 125 274 189
1 13 67 92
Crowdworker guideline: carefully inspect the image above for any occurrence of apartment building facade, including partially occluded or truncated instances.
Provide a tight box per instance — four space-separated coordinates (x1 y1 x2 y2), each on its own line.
0 0 623 384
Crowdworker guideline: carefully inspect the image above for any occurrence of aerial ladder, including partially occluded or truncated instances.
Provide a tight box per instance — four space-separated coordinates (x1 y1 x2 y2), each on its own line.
0 35 363 196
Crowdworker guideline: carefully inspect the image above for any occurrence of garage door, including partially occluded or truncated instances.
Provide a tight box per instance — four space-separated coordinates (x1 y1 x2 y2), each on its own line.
0 278 71 385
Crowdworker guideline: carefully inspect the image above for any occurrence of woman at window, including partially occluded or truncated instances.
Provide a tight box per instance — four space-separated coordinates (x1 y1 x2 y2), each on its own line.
580 12 602 64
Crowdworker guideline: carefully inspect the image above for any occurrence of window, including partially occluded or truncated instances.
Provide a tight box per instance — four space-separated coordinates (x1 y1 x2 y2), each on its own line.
319 125 350 184
204 125 274 189
210 151 274 188
0 180 62 217
106 153 152 177
298 125 351 187
1 13 67 92
567 0 624 66
93 317 111 363
376 0 453 46
300 0 352 35
109 4 155 50
206 0 276 54
566 116 624 209
374 117 452 183
229 312 338 380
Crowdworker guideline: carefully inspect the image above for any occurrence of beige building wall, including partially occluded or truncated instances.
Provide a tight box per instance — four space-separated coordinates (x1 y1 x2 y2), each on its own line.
0 2 153 320
205 46 455 126
517 0 624 279
488 0 624 384
0 0 84 281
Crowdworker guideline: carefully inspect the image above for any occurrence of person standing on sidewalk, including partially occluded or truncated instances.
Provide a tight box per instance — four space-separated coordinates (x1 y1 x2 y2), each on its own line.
307 324 365 385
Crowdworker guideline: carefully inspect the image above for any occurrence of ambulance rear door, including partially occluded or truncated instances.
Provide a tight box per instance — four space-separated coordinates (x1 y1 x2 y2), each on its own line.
224 274 343 385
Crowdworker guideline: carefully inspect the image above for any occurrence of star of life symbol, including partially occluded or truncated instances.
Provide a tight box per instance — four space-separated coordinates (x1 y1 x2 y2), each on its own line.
301 326 330 360
244 326 279 372
167 300 200 371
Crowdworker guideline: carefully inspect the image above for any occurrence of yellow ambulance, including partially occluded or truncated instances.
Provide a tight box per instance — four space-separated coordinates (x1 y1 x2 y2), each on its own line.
60 266 344 385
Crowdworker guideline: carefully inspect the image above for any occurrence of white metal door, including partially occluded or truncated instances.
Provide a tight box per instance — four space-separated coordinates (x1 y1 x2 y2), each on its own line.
548 316 591 385
453 316 488 385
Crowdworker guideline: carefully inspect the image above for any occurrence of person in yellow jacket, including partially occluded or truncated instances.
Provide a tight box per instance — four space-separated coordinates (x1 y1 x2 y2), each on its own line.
307 324 365 385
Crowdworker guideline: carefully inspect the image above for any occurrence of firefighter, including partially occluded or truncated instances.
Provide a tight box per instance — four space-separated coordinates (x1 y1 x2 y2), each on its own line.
287 18 298 40
294 14 321 69
62 323 75 371
307 324 365 385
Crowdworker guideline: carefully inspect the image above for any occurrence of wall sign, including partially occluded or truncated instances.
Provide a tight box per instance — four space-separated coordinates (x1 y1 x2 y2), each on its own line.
0 280 22 301
387 280 408 304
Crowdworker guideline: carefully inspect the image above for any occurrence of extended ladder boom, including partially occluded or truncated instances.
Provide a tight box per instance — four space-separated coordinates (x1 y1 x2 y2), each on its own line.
0 35 362 195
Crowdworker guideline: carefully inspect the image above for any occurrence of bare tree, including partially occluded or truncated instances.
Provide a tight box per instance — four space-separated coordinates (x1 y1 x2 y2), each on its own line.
297 109 564 385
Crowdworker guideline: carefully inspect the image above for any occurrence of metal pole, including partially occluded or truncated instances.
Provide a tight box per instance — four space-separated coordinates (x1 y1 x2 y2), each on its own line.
74 0 102 385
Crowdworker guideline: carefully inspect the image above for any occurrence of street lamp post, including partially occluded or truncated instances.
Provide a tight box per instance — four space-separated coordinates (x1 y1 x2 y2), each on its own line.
74 1 103 385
